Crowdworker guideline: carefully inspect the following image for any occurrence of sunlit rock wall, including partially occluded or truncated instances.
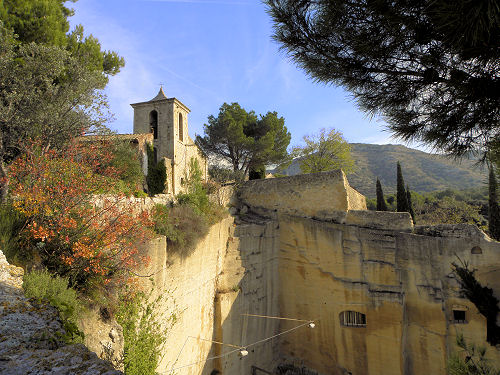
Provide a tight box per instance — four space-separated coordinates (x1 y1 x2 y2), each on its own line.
238 170 366 217
276 215 500 375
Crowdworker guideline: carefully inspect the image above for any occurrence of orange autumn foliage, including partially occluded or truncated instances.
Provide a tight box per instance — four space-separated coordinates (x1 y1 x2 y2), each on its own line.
9 141 153 291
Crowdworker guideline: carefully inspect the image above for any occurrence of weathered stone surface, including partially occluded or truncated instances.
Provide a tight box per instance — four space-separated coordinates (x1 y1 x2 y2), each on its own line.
238 170 366 217
346 210 413 231
79 307 124 370
0 250 122 375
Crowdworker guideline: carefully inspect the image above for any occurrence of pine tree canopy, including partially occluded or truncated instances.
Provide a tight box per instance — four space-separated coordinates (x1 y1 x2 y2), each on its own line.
196 103 291 177
266 0 500 156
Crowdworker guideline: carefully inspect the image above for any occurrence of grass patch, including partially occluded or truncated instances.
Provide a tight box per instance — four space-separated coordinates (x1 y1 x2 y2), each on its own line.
23 269 84 343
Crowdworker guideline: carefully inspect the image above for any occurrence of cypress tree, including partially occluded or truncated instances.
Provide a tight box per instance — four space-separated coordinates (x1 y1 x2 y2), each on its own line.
376 178 388 211
488 167 500 240
406 185 416 224
396 162 409 212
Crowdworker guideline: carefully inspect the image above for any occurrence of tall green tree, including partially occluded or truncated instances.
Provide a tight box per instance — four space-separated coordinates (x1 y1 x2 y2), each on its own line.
488 167 500 241
0 0 124 81
0 25 111 200
376 178 388 211
397 162 409 213
266 0 500 156
407 185 416 224
292 128 355 174
196 103 291 178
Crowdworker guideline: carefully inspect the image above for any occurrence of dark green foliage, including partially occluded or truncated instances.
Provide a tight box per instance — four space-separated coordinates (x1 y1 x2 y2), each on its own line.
153 204 208 257
94 140 145 195
407 185 416 224
0 202 25 264
376 178 387 211
452 260 500 346
196 103 291 177
368 186 486 227
249 164 266 180
266 0 500 156
116 290 176 375
23 270 84 343
488 167 500 240
146 144 166 196
0 0 124 77
448 334 500 375
208 165 243 184
397 162 409 213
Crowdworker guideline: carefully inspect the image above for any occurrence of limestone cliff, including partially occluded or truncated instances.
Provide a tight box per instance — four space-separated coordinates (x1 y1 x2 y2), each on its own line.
145 171 500 375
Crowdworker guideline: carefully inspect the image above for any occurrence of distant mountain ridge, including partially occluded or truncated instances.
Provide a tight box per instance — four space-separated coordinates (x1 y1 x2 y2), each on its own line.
276 143 487 197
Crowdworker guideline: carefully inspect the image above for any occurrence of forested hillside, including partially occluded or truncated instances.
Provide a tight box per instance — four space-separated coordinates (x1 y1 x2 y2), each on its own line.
277 143 486 197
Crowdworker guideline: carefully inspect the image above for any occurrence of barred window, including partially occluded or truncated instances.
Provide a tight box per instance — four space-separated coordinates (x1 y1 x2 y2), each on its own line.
340 311 366 327
453 310 467 324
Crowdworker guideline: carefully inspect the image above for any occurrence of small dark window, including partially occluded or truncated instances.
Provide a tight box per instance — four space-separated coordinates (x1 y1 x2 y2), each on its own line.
453 310 466 324
149 110 158 139
178 113 183 142
471 246 482 254
340 311 366 327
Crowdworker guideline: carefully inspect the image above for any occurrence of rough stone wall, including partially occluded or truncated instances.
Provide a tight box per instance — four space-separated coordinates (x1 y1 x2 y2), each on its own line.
208 219 281 374
173 135 208 194
140 218 233 375
272 215 500 375
238 170 366 217
0 250 121 375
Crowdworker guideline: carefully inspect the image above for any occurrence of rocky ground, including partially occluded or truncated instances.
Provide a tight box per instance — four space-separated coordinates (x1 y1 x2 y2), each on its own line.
0 250 122 375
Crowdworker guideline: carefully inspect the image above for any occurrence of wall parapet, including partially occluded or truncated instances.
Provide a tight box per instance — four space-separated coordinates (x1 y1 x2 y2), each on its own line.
238 170 366 217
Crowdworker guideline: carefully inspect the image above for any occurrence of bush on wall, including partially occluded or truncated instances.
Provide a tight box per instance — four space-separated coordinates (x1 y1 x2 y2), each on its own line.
146 144 166 195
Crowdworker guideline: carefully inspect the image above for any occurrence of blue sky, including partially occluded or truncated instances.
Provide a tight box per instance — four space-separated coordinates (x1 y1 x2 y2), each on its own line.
68 0 409 149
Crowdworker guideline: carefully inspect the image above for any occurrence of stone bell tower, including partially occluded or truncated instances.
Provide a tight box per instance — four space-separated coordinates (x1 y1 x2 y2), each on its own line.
131 87 190 163
130 87 207 194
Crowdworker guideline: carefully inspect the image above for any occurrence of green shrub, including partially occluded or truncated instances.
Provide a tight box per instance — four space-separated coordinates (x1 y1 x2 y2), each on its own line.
146 144 166 195
0 202 25 264
153 204 209 257
448 334 499 375
23 270 84 343
116 290 176 375
110 141 145 193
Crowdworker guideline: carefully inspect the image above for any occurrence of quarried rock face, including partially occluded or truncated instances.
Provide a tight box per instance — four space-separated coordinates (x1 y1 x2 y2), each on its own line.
0 250 122 375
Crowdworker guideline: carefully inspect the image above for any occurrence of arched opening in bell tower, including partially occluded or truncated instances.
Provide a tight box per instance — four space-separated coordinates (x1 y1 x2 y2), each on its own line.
149 110 158 139
178 113 183 142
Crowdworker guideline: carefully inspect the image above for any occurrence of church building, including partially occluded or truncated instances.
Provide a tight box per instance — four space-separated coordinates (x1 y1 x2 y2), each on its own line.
131 87 208 195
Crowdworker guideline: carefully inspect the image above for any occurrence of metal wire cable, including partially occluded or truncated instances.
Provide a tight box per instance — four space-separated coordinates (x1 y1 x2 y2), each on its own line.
164 319 318 373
